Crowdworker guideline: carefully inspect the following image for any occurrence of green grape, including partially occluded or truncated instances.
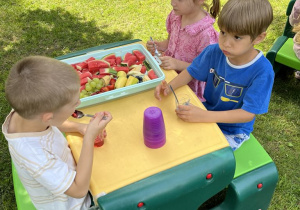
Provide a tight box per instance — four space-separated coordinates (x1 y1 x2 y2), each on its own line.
81 90 87 95
90 81 97 88
86 91 93 96
96 83 103 90
80 92 85 98
93 78 100 83
85 84 92 92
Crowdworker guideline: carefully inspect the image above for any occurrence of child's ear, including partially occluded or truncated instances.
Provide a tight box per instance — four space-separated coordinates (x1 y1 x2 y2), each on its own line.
41 112 54 123
253 32 267 45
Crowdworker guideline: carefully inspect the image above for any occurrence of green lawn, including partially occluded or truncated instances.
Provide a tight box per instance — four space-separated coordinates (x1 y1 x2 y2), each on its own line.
0 0 299 209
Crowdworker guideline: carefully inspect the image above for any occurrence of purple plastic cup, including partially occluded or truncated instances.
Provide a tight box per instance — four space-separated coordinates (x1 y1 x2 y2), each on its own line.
143 107 166 149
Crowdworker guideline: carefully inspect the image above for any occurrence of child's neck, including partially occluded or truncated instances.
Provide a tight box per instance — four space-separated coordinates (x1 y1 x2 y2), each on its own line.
8 112 50 133
181 9 206 28
228 48 260 66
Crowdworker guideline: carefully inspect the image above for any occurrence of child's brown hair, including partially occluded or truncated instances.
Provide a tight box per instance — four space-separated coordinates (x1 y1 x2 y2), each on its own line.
217 0 273 41
5 56 80 119
201 0 220 19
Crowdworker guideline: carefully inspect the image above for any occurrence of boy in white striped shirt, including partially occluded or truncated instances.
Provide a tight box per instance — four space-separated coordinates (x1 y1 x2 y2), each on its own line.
2 56 112 209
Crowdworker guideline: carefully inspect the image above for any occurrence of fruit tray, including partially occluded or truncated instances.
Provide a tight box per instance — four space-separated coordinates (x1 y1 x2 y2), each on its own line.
61 44 165 108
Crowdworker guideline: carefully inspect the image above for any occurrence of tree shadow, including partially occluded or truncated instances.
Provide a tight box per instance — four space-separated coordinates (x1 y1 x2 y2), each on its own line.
3 7 133 58
272 67 300 106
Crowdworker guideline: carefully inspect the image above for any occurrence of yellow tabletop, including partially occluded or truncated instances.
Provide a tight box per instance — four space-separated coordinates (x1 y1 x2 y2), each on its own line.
66 69 229 198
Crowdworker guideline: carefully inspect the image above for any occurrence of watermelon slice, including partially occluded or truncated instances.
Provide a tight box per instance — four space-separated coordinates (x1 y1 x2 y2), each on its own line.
147 69 158 79
121 59 136 67
116 56 122 65
99 68 117 76
85 57 96 62
140 66 147 74
76 62 88 71
102 53 117 60
123 52 134 61
105 58 116 66
133 50 146 62
112 66 130 73
87 60 110 73
121 55 137 67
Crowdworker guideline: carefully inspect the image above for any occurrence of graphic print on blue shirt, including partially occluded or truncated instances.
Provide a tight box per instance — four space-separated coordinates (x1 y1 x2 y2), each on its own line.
211 68 246 103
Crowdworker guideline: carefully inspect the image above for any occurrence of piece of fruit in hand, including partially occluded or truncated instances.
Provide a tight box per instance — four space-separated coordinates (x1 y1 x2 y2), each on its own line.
94 130 107 147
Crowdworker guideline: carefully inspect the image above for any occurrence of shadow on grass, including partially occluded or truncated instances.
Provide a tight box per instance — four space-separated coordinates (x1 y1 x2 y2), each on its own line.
272 68 300 106
15 8 133 57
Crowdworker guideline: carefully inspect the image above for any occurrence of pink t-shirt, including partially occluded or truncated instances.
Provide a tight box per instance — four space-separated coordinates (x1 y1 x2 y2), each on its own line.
289 0 300 26
165 10 219 101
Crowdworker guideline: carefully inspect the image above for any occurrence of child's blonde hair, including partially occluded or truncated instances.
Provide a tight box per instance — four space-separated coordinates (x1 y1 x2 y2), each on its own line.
217 0 273 41
5 56 80 119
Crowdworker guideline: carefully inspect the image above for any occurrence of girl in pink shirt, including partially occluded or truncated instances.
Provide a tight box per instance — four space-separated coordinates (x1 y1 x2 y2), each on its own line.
147 0 220 101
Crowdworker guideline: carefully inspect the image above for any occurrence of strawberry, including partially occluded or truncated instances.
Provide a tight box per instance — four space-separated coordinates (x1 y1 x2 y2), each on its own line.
100 86 110 92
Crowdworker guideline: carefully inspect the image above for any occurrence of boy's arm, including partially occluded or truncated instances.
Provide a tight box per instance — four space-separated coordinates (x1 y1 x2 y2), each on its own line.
64 112 112 198
155 69 193 100
57 120 87 136
175 106 255 123
169 69 194 89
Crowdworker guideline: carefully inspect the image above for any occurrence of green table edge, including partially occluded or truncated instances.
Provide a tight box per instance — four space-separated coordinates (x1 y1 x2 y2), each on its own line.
96 147 235 210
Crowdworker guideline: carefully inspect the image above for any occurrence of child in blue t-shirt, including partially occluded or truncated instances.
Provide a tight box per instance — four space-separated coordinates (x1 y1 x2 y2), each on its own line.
154 0 274 150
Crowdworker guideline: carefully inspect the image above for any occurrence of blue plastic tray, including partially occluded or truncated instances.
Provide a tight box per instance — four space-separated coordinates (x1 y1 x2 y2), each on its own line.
61 44 165 108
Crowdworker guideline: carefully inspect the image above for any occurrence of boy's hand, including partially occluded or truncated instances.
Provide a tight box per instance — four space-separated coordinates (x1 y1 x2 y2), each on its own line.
85 112 112 141
154 80 170 100
175 104 205 122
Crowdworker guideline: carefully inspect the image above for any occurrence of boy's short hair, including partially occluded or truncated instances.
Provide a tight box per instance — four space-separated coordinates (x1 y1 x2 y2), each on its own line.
217 0 273 40
5 56 80 119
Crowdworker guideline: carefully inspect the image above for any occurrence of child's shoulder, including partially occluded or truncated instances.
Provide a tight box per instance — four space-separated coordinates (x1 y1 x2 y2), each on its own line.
256 52 274 71
202 43 222 55
248 52 274 78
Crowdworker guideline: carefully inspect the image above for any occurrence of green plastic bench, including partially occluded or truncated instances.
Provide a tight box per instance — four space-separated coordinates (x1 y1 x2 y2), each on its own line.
266 0 299 73
212 134 278 210
12 162 36 210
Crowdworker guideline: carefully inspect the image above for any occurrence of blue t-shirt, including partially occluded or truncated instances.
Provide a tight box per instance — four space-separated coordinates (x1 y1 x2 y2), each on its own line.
187 44 274 135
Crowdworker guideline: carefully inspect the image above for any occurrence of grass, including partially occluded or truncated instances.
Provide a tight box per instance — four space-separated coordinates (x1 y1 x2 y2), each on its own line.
0 0 299 209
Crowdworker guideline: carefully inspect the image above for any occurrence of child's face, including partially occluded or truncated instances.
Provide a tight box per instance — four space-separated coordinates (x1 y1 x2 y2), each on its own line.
171 0 200 15
51 92 81 126
218 29 258 65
